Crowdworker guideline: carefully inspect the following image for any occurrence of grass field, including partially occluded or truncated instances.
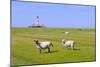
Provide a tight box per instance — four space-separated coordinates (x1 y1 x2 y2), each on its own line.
11 28 96 66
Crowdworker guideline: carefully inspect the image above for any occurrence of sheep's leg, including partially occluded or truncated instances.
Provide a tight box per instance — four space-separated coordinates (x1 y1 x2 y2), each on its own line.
39 49 42 54
48 47 50 53
66 46 68 49
71 44 74 50
71 46 73 50
72 45 75 50
67 45 70 50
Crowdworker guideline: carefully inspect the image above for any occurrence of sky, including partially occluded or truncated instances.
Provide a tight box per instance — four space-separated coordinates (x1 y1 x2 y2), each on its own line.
12 1 96 28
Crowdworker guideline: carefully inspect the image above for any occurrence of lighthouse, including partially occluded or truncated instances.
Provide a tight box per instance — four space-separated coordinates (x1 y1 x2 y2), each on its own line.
35 16 39 26
29 16 44 28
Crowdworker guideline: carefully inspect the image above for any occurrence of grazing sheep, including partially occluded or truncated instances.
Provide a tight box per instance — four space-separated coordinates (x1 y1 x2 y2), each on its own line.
62 39 75 50
33 40 53 53
64 32 69 34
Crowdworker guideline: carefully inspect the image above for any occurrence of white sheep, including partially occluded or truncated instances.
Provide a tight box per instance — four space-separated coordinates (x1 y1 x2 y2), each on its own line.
64 32 69 34
33 40 53 53
62 39 75 50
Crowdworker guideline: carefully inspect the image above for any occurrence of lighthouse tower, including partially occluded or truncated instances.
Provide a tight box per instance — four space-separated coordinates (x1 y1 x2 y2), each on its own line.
29 16 44 28
34 16 39 26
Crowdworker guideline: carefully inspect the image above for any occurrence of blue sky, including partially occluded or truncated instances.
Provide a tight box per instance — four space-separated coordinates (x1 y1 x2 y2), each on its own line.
12 1 95 28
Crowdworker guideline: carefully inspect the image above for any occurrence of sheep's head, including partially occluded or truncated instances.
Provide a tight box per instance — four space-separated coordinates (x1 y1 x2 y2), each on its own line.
34 40 39 44
62 39 65 42
34 40 38 41
62 39 66 44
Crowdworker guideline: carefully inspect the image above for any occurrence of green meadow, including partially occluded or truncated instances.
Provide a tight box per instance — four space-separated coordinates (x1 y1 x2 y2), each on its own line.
11 28 96 66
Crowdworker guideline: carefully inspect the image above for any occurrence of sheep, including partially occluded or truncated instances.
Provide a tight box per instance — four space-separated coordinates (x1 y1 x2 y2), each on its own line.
33 40 53 53
62 39 75 50
64 32 69 34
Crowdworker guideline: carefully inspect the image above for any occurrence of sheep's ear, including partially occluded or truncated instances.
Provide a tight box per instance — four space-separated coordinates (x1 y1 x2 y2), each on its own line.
34 40 36 42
